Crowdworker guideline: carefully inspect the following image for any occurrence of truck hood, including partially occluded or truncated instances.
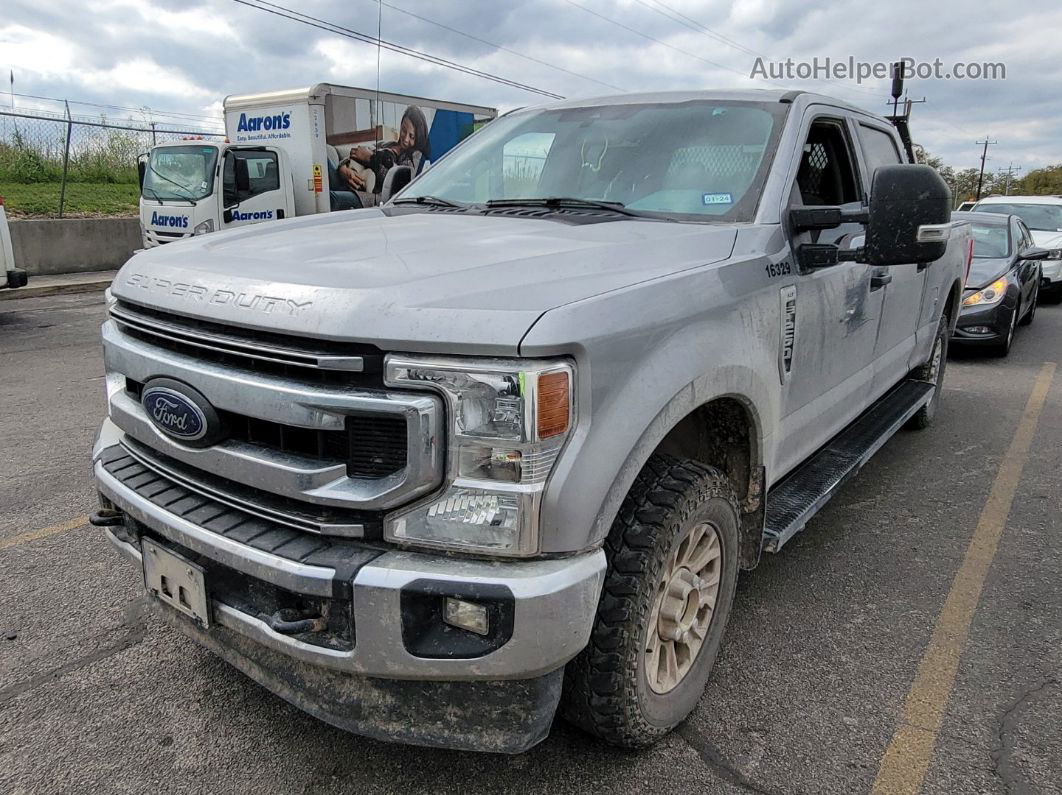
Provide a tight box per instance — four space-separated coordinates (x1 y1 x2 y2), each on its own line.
113 209 738 354
1030 229 1062 252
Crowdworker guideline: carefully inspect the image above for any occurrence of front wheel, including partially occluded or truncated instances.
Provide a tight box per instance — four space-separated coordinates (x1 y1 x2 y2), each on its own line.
1019 281 1038 326
561 454 740 749
993 306 1018 357
907 310 949 430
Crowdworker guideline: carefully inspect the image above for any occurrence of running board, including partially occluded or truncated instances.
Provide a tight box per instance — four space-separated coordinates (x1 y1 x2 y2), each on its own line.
763 379 934 553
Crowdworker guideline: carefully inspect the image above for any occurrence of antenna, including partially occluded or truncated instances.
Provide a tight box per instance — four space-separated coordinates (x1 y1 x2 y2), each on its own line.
885 61 926 163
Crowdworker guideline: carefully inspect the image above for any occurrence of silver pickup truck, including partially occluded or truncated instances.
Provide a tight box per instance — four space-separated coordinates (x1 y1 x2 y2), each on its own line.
92 90 971 753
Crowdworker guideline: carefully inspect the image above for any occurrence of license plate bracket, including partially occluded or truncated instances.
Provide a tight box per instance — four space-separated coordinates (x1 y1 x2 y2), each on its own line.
142 538 210 628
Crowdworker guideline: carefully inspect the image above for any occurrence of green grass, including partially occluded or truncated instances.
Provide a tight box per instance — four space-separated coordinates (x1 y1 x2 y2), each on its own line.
0 182 139 217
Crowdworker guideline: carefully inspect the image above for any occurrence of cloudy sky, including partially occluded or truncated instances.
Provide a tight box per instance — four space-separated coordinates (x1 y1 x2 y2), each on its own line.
2 0 1060 171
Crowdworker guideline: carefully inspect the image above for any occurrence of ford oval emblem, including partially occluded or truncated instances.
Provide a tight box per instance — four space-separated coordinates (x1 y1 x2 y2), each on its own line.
142 381 212 443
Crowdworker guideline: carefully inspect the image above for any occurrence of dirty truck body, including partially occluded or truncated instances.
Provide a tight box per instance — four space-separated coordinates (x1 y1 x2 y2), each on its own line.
93 90 968 752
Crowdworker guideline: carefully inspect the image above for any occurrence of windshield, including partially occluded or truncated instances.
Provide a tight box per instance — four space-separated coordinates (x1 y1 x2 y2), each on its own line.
969 222 1010 258
396 100 788 222
974 202 1062 232
142 145 219 202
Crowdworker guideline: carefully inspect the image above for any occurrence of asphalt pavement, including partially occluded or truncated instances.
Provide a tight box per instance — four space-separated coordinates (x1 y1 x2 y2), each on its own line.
1 290 1059 794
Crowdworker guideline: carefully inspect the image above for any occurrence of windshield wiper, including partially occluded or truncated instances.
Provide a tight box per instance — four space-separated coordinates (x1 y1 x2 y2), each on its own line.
485 197 656 219
147 164 198 204
391 195 464 208
142 185 163 206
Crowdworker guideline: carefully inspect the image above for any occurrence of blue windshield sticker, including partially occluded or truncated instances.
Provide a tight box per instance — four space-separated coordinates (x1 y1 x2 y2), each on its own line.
703 192 733 206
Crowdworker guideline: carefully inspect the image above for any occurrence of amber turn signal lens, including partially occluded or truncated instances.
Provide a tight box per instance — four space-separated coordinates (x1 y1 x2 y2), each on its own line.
536 371 570 439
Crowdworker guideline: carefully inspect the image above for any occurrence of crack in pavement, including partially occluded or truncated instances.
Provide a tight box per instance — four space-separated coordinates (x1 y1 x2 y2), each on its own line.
0 598 148 704
990 677 1059 795
677 723 796 795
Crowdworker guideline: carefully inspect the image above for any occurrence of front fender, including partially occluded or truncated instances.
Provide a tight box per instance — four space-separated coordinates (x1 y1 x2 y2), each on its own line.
520 255 783 554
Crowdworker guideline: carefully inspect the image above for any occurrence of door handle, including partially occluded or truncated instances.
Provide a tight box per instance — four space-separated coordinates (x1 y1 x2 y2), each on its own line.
870 272 892 290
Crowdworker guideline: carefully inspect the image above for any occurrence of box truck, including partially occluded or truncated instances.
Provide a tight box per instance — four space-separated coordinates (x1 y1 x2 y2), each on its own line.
138 84 495 247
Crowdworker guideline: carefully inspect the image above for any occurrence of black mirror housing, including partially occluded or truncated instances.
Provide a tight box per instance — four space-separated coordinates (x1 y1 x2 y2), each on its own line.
137 160 146 190
864 165 952 266
1022 247 1051 261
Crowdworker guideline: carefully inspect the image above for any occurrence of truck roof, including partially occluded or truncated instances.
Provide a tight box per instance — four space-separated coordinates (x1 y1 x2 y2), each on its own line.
975 195 1062 206
515 89 886 123
224 83 496 116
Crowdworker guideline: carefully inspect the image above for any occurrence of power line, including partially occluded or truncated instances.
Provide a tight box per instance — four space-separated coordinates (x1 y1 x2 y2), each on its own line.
628 0 883 99
378 0 625 92
561 0 755 79
232 0 565 100
633 0 759 57
8 91 222 126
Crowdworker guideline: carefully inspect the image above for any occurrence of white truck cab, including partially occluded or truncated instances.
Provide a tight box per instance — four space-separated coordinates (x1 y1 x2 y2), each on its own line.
139 142 297 246
138 84 495 247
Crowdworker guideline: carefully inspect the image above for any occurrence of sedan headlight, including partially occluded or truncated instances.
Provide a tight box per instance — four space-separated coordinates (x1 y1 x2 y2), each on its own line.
1047 249 1062 260
384 355 575 556
963 277 1008 307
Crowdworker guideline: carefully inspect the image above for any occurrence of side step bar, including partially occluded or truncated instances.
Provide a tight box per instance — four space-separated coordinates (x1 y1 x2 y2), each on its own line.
763 379 934 553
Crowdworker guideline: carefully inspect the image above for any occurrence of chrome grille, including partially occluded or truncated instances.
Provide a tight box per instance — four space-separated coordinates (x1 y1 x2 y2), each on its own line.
103 310 444 515
111 299 378 376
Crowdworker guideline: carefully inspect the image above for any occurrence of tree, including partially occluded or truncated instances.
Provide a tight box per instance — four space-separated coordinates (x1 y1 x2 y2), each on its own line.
1012 165 1062 196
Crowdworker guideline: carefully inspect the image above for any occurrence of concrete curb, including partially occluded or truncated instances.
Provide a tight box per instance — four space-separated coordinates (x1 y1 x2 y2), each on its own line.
0 270 116 301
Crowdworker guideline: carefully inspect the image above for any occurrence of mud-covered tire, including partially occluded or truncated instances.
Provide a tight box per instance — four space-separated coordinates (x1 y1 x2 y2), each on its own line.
907 310 949 430
561 454 740 749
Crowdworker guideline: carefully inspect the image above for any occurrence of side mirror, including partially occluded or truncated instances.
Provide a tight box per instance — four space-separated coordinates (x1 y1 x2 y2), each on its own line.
137 158 146 190
864 165 952 266
235 158 251 193
1022 247 1050 261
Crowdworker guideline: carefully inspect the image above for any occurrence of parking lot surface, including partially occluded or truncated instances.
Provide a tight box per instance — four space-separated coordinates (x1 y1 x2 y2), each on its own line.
1 291 1059 794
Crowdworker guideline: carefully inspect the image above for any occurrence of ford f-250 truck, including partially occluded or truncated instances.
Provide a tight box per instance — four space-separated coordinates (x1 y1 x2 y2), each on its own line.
91 90 971 753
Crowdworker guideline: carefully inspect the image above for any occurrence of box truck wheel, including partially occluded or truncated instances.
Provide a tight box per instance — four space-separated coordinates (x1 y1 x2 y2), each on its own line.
562 454 739 748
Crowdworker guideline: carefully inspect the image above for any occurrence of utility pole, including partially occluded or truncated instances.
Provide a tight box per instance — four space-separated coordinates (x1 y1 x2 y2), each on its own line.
975 137 997 200
1000 162 1022 195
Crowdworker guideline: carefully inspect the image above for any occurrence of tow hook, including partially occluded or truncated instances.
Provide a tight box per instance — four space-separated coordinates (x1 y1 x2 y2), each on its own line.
89 508 125 527
263 609 327 635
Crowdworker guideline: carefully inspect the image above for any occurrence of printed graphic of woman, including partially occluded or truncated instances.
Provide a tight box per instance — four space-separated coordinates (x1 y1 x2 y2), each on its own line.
341 105 431 192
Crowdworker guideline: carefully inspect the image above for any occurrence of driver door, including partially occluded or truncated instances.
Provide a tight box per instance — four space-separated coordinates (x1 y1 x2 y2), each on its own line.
221 149 288 230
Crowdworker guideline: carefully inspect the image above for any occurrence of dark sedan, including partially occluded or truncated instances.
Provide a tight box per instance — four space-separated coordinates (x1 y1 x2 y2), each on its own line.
951 211 1049 356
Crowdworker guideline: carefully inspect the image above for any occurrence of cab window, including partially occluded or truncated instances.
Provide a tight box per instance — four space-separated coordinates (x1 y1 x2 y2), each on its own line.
857 124 904 174
793 119 860 206
223 150 280 207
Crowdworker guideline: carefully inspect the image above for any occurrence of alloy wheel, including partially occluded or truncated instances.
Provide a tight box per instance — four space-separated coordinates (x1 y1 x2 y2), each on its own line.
645 521 723 694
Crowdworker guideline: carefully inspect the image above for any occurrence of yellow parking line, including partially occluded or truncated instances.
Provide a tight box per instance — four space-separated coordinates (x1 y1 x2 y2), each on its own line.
0 515 90 551
871 362 1057 795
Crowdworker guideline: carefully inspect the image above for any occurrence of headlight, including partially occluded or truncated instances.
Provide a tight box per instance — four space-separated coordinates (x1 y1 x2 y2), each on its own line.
963 277 1008 307
104 287 117 312
1048 249 1062 260
384 355 575 556
193 219 215 235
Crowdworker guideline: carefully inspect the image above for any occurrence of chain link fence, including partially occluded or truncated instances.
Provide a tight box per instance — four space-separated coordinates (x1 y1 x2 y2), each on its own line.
0 109 223 217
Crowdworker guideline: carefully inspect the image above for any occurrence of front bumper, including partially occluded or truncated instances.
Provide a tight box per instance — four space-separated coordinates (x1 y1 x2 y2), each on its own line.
93 420 605 751
951 298 1015 345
